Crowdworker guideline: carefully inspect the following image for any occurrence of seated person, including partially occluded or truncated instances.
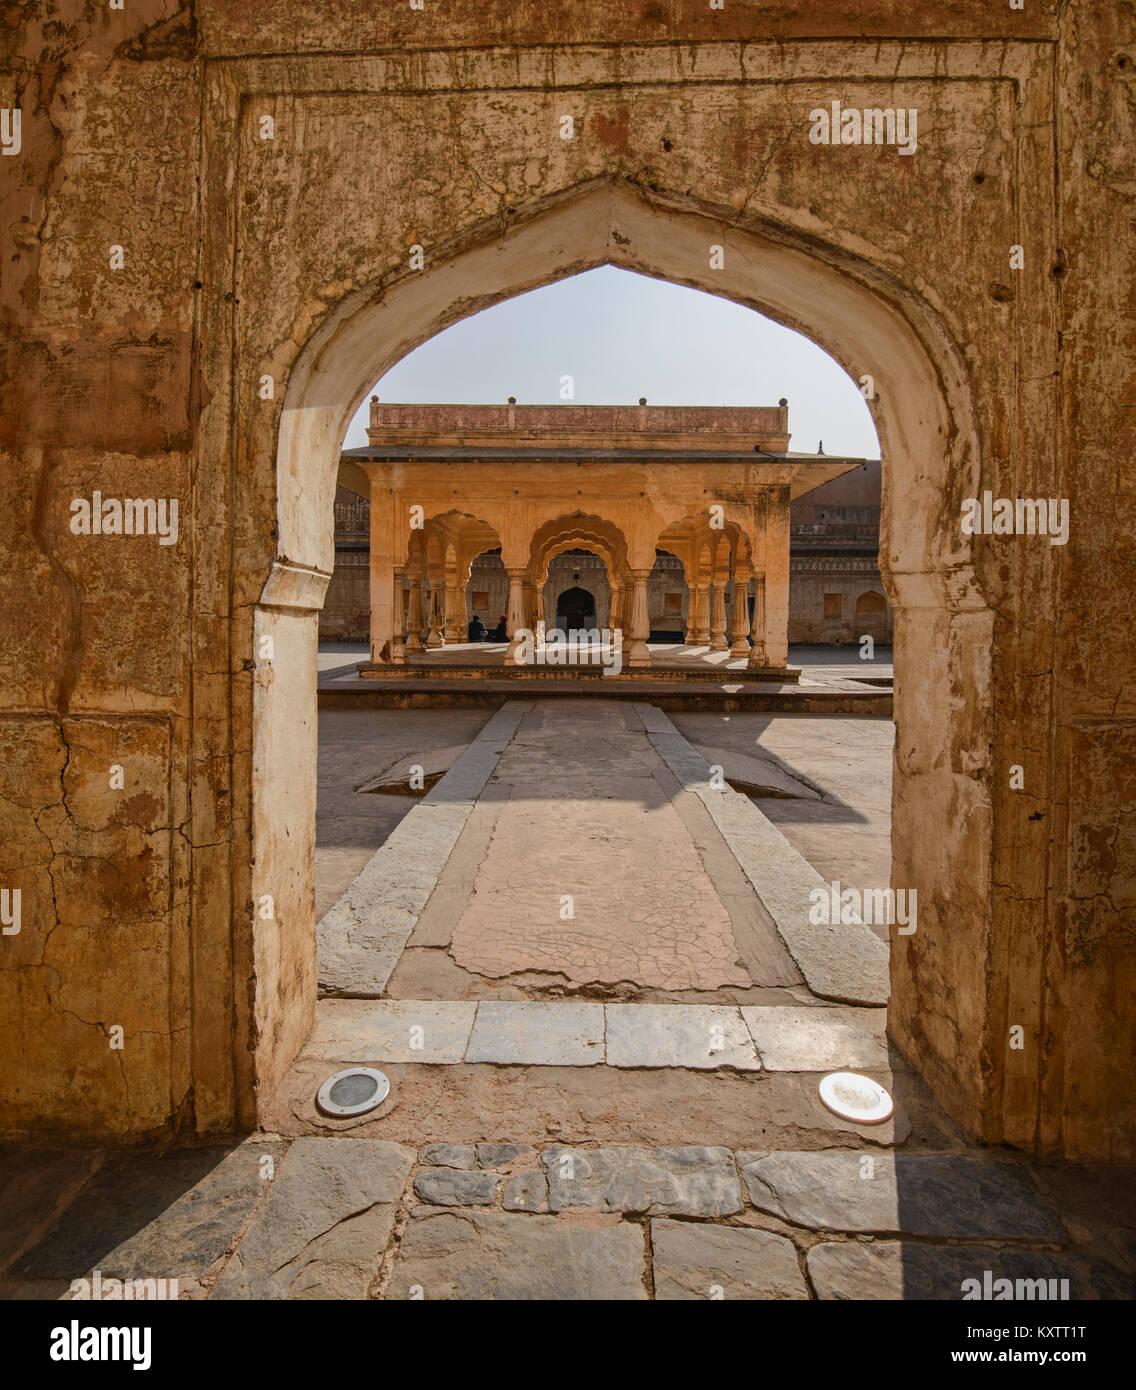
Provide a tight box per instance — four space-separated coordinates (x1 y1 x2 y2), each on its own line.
467 615 486 641
491 614 508 641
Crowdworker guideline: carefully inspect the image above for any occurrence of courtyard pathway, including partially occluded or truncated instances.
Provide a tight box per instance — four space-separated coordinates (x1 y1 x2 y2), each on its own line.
317 699 888 1010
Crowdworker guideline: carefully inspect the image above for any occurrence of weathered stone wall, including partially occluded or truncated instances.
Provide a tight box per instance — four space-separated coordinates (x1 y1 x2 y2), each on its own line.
320 487 369 640
1 2 1132 1161
320 552 369 642
789 562 893 646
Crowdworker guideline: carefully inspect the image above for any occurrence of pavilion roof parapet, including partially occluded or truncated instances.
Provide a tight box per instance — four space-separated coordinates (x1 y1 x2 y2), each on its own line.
366 399 791 453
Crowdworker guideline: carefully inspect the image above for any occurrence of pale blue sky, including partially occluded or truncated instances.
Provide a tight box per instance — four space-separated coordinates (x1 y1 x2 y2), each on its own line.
343 266 879 458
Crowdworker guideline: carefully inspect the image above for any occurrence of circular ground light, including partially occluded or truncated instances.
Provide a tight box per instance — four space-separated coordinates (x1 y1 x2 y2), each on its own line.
316 1066 390 1118
817 1071 894 1125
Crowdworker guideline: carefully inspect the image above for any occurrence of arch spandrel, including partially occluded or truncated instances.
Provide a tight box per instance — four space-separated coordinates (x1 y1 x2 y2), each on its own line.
271 182 980 612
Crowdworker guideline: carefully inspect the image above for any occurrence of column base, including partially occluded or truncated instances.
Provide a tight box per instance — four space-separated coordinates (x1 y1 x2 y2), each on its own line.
374 638 406 666
627 641 651 668
405 636 424 653
709 636 729 652
729 637 751 658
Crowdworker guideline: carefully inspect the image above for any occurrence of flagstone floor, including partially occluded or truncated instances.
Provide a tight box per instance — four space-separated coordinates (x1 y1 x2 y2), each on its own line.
5 692 1132 1302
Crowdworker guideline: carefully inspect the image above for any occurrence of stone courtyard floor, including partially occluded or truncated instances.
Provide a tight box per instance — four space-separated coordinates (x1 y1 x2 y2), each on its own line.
2 693 1133 1300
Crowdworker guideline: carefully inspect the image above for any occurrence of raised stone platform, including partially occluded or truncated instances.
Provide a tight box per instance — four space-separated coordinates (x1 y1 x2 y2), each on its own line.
320 679 890 714
321 644 891 713
356 660 801 683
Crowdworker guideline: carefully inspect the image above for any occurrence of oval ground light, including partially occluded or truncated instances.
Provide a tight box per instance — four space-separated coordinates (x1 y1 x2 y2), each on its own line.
316 1066 391 1118
818 1071 893 1125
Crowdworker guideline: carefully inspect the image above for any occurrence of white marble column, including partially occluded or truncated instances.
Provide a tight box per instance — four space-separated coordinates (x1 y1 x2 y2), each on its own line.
404 572 425 653
628 569 651 668
764 486 790 667
691 583 711 644
504 570 527 665
729 566 752 658
425 582 444 648
389 568 406 664
747 572 767 667
443 581 462 642
709 580 729 651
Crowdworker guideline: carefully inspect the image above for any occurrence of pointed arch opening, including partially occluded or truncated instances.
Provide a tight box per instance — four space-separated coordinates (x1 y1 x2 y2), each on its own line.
251 180 988 1135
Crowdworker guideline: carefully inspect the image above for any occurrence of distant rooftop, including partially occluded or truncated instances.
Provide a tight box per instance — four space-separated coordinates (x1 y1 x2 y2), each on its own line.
367 398 792 453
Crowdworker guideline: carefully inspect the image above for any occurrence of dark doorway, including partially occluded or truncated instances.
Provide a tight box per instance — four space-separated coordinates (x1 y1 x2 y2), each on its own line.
557 586 597 632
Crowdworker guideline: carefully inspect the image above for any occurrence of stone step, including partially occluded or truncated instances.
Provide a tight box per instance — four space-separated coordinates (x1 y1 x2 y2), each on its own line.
303 998 895 1072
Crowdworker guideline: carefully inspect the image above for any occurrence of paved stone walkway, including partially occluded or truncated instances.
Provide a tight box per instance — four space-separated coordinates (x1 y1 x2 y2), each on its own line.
317 699 888 1009
4 682 1129 1303
449 704 753 990
5 1138 1131 1301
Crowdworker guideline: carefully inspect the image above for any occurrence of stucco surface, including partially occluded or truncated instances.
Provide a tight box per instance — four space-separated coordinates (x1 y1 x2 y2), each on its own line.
1 2 1132 1160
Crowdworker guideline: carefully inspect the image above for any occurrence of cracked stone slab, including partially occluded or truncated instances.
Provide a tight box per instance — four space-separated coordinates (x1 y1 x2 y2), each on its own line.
739 1152 1065 1240
317 705 526 996
652 1219 809 1300
303 999 476 1064
644 714 889 1006
356 745 467 794
384 1210 646 1300
605 1004 759 1070
741 1005 892 1072
688 743 822 800
807 1241 1135 1301
16 1140 284 1281
465 1001 605 1065
543 1145 743 1217
414 1168 500 1206
212 1138 414 1300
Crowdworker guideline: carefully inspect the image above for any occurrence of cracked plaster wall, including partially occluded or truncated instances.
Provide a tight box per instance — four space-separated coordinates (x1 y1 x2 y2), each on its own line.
0 2 1133 1159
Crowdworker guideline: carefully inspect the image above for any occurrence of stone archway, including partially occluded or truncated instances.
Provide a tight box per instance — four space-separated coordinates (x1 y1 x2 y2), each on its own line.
855 590 891 646
252 180 994 1143
4 0 1130 1173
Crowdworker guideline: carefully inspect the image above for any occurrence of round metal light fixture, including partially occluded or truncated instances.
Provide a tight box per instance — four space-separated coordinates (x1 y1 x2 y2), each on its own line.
316 1066 390 1118
817 1071 894 1125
